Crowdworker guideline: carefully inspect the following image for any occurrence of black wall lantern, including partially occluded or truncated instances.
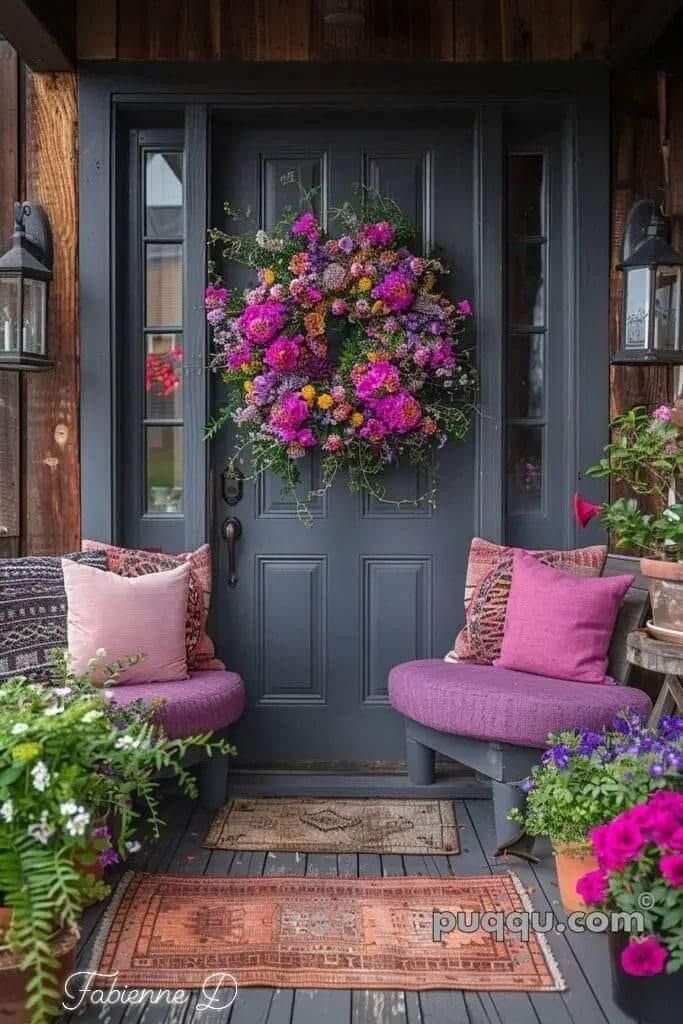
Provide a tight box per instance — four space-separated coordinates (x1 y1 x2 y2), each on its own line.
613 200 683 365
0 201 53 371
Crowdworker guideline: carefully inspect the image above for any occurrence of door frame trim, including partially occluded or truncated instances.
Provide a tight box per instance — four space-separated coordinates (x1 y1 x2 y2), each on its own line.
79 61 609 548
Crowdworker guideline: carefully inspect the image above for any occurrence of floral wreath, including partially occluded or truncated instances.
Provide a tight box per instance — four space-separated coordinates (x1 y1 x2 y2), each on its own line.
205 189 477 516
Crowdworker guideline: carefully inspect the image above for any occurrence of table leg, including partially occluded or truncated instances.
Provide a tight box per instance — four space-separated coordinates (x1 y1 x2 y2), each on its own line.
647 674 683 728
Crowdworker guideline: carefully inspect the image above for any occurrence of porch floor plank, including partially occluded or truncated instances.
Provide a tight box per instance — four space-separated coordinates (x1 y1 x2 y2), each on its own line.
62 788 625 1024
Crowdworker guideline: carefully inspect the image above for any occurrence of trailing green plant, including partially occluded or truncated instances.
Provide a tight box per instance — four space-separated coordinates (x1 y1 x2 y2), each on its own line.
0 650 236 1024
575 405 683 559
510 715 683 848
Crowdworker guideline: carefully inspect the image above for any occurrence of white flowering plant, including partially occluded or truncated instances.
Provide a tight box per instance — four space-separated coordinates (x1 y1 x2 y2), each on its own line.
0 650 235 1024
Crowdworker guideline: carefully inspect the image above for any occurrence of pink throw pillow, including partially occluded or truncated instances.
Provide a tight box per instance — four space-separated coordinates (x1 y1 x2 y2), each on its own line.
494 551 634 684
63 559 190 684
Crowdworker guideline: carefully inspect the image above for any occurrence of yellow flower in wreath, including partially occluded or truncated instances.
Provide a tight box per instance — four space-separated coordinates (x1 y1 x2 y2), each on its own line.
351 412 364 428
301 384 316 402
357 276 373 292
262 268 275 286
317 394 334 411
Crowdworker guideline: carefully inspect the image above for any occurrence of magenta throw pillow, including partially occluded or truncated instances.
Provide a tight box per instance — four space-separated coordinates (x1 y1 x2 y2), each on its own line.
63 558 190 684
494 551 634 684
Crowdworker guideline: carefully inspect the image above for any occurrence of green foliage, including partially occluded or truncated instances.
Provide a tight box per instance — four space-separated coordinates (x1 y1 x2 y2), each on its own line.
586 406 683 558
0 651 236 1024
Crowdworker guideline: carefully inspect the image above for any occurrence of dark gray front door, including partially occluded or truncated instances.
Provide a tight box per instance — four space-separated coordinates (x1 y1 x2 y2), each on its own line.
210 114 476 769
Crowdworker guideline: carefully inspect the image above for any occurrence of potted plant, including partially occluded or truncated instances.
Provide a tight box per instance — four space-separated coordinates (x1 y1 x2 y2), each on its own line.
577 787 683 1024
0 652 235 1024
575 404 683 638
512 714 682 912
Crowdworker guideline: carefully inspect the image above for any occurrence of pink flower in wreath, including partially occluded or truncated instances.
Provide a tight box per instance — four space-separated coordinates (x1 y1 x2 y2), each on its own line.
269 393 310 442
205 285 229 310
375 391 422 434
360 418 388 443
361 221 395 247
330 298 347 316
355 361 401 401
620 936 668 977
652 405 673 422
291 210 320 242
371 271 414 312
590 815 645 872
457 298 473 316
264 335 301 372
226 342 254 372
323 434 344 454
297 428 317 449
238 301 287 344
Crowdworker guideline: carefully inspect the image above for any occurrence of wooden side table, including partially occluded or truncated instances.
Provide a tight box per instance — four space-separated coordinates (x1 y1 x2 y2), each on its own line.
626 629 683 727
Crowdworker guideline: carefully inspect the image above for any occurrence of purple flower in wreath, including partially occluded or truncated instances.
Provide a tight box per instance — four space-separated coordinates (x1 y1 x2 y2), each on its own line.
269 393 311 442
361 221 396 247
374 391 422 434
205 284 229 310
206 307 226 327
338 235 355 255
355 361 401 401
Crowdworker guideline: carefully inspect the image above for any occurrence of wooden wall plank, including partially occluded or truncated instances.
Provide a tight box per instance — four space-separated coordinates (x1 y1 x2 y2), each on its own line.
76 0 116 59
0 42 21 557
571 0 610 59
530 0 572 60
431 0 456 61
454 0 502 63
116 0 148 59
256 0 313 60
220 0 258 60
500 0 532 61
22 71 80 554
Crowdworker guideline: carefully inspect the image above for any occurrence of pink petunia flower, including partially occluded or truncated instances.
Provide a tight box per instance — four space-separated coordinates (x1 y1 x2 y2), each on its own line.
575 868 608 905
620 936 668 977
659 853 683 886
574 493 602 529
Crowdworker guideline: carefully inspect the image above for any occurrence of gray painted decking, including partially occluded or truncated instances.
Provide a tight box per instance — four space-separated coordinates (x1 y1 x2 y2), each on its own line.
67 791 627 1024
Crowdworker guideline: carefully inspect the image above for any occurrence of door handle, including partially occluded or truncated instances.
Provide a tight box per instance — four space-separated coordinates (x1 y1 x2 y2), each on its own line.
221 516 242 588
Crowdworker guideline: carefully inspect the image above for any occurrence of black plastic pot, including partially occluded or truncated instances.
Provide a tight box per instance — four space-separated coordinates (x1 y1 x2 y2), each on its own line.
609 932 682 1024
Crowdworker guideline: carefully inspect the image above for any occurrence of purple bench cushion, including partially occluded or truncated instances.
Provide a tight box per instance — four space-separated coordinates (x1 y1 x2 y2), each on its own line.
109 670 245 740
388 659 652 749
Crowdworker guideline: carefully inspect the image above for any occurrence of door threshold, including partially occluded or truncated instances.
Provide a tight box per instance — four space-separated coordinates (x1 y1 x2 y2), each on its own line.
228 771 491 799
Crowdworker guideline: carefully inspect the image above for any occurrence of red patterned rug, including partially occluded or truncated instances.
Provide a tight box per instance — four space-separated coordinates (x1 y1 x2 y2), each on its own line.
91 872 565 992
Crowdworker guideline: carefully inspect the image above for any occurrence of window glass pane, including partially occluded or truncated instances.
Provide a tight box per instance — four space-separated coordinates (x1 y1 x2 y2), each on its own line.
507 335 544 419
145 334 183 419
145 152 183 237
145 243 182 327
508 243 545 327
508 155 545 236
624 266 651 350
654 265 681 352
146 426 183 514
0 276 21 352
507 425 543 515
22 279 47 355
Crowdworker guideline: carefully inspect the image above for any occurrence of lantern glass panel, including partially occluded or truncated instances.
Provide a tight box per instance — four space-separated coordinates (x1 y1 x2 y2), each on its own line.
22 278 47 355
624 266 651 351
653 265 681 353
0 276 20 353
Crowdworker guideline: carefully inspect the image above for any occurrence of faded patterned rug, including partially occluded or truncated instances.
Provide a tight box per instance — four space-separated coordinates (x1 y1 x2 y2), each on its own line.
203 798 460 855
91 872 565 992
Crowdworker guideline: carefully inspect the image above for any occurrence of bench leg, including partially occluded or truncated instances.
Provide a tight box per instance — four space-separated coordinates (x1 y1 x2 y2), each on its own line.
406 734 436 785
491 780 537 861
199 754 229 811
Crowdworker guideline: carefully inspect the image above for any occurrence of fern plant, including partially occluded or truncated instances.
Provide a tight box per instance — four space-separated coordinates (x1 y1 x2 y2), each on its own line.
0 651 236 1024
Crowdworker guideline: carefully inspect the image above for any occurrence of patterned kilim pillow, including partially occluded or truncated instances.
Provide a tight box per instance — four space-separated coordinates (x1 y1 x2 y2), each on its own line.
82 541 224 672
0 551 109 681
447 537 608 665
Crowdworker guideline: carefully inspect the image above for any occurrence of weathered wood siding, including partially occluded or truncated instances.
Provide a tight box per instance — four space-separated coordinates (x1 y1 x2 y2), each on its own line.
75 0 611 62
0 41 79 556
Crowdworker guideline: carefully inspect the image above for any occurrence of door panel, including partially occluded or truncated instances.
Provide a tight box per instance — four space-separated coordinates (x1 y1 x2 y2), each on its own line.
210 114 476 767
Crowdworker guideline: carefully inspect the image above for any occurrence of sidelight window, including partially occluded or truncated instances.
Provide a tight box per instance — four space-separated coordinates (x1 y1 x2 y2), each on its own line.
505 152 548 518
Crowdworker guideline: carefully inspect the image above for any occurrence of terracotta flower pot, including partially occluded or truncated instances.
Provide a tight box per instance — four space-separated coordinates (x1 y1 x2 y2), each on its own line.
640 558 683 637
0 916 79 1024
609 931 682 1024
553 843 598 913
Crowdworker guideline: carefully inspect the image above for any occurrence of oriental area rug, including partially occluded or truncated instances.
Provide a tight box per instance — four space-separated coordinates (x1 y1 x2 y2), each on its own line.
203 798 460 855
91 872 565 992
